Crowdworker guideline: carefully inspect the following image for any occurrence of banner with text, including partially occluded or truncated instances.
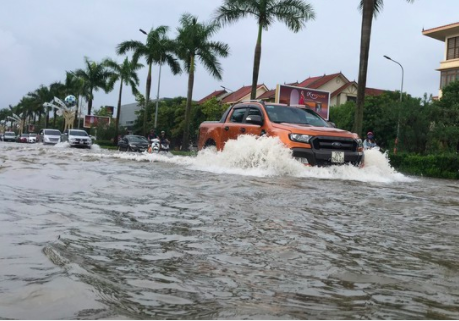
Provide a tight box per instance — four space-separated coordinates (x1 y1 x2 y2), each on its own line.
84 115 111 128
275 84 331 120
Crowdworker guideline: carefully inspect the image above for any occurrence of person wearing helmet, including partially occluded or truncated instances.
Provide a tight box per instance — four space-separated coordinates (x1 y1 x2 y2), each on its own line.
363 131 377 149
158 130 170 152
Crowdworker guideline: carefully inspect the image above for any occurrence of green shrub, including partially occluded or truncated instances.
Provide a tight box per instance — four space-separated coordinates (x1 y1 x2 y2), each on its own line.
389 153 459 179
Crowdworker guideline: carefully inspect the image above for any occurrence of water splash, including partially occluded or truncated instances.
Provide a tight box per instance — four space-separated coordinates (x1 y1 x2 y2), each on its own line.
99 135 413 183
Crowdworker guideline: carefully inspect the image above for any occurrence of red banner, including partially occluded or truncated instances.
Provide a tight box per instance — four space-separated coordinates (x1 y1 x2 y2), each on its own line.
275 84 331 120
84 115 111 128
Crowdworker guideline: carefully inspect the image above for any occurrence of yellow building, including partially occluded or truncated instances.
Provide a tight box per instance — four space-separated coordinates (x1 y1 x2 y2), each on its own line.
423 22 459 97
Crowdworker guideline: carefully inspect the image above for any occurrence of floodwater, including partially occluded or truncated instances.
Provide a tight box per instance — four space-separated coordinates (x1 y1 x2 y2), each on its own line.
0 136 458 320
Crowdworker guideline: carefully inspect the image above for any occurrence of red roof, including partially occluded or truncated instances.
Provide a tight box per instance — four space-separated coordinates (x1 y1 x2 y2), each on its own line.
221 84 266 104
197 89 227 104
297 72 350 89
257 89 276 100
331 81 356 98
365 87 386 96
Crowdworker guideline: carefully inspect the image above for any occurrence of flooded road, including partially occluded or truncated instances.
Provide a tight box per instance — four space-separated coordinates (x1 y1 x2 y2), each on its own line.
1 137 458 319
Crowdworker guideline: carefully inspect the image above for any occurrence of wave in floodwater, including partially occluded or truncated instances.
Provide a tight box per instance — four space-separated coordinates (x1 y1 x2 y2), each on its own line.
90 135 414 183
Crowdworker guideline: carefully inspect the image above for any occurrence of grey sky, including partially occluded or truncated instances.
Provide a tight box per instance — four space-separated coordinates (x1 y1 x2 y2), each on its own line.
1 0 457 113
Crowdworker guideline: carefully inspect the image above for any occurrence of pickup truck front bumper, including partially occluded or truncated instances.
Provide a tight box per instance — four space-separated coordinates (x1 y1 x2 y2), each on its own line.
291 148 364 167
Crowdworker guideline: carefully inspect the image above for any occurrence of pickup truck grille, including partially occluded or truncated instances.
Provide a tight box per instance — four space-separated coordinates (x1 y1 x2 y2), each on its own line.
311 136 357 152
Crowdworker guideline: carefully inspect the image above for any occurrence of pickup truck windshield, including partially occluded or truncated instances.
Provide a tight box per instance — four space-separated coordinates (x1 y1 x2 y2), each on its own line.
265 105 330 127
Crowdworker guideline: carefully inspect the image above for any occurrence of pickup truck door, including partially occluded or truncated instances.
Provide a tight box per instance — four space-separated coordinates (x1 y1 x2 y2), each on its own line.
222 106 248 144
223 106 264 144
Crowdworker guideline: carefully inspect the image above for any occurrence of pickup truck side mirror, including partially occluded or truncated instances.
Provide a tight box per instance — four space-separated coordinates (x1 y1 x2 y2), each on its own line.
328 121 336 128
245 115 263 126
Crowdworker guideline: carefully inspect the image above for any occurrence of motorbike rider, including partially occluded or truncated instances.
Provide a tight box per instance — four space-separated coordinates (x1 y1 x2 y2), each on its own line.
158 130 170 151
147 129 157 143
363 131 377 149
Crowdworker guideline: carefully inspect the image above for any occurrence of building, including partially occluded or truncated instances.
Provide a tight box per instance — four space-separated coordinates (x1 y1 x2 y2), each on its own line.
423 21 459 98
118 102 141 130
198 72 385 106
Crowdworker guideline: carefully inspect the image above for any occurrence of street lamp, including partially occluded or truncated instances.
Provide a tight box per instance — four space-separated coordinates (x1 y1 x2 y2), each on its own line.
140 28 161 130
384 55 404 154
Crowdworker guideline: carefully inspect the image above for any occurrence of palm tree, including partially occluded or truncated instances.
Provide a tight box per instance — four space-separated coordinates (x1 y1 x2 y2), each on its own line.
49 82 66 128
64 72 84 127
215 0 315 99
117 26 181 136
354 0 414 136
73 57 114 116
103 56 143 143
28 85 52 126
176 13 229 151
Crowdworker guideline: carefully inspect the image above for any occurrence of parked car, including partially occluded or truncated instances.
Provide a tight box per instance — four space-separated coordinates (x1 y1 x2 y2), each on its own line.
39 128 61 144
118 135 149 152
16 133 29 143
3 131 16 142
27 133 37 143
61 129 92 148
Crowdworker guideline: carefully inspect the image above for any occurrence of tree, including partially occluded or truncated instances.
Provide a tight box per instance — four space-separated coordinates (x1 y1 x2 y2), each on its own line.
117 26 181 136
73 57 114 116
176 13 229 151
103 56 143 144
354 0 414 136
27 85 53 126
215 0 315 99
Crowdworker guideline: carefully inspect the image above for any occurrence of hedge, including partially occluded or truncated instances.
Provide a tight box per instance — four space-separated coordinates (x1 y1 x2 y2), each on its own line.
389 153 459 179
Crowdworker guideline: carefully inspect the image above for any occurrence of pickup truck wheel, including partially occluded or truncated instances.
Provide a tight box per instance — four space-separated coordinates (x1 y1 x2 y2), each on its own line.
204 140 217 152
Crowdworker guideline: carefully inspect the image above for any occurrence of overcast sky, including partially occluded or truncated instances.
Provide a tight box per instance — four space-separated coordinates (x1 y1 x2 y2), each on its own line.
1 0 457 113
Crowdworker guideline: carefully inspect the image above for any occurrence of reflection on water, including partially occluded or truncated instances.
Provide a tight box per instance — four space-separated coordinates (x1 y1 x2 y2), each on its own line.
0 140 458 319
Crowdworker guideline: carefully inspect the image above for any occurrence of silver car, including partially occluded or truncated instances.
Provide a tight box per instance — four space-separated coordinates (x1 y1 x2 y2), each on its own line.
62 129 92 148
39 129 61 145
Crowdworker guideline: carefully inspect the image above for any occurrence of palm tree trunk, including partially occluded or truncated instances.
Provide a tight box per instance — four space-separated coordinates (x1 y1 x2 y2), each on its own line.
114 81 123 144
144 62 152 136
45 110 49 128
354 0 374 136
251 24 263 100
53 109 57 127
88 98 93 116
182 55 195 151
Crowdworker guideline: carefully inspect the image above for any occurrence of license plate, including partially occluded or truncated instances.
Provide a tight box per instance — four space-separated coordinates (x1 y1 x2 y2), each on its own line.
331 151 344 163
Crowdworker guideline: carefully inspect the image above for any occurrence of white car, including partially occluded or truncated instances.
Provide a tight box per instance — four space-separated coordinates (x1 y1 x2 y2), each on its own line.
62 129 92 148
27 133 37 143
39 129 61 145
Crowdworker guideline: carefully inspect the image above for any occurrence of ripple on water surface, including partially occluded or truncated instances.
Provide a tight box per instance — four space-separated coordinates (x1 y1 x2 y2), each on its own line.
0 139 458 319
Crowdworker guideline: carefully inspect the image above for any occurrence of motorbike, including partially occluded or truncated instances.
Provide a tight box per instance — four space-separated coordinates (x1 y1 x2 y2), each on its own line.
148 138 169 153
149 138 160 153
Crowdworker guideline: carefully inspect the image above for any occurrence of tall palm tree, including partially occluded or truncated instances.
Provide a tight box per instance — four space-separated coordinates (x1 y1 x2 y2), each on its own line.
117 26 181 135
354 0 414 136
176 13 229 151
64 71 85 127
28 85 53 126
73 57 114 116
49 82 66 128
103 56 143 143
215 0 314 99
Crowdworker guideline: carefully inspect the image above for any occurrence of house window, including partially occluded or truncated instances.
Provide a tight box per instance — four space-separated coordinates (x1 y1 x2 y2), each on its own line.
440 68 459 88
126 121 134 125
447 36 459 60
346 96 357 103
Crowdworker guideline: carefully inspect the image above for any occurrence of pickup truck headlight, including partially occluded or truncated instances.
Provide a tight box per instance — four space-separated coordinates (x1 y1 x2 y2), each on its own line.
355 138 363 148
129 143 137 147
289 133 312 143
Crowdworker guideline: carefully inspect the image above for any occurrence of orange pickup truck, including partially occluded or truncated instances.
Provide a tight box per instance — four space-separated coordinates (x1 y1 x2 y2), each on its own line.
198 100 364 166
